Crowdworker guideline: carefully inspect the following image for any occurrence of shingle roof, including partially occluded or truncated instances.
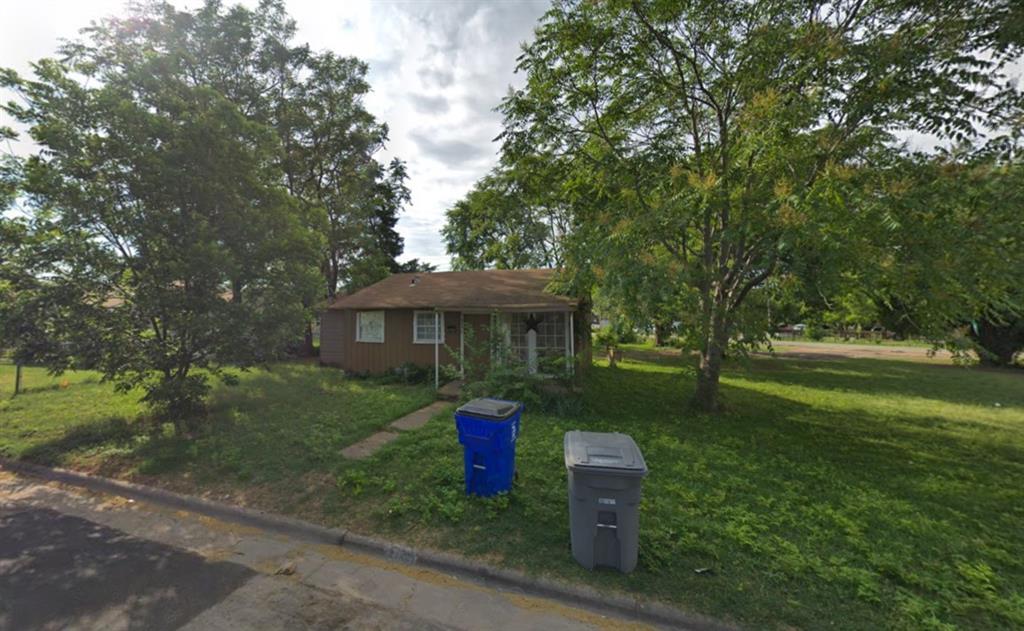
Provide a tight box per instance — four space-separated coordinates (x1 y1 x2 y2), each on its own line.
327 269 577 311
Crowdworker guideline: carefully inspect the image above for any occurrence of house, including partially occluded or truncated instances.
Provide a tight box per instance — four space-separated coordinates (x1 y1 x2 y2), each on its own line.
320 269 589 385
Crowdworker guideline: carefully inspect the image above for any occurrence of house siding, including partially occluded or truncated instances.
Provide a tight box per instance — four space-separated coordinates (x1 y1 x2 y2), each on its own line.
320 310 345 365
320 308 460 374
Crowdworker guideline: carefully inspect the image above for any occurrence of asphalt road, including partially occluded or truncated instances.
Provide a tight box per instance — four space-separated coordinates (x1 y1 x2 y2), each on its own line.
0 471 651 631
0 505 441 631
0 507 254 630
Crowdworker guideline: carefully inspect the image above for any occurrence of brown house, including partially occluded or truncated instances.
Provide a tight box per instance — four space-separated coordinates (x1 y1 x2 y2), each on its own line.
321 269 588 386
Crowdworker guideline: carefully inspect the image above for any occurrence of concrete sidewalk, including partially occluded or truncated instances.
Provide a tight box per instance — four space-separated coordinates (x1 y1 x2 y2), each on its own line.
0 470 657 630
341 400 451 460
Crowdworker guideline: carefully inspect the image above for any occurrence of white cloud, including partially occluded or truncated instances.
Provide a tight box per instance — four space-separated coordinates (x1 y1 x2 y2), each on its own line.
1 0 551 270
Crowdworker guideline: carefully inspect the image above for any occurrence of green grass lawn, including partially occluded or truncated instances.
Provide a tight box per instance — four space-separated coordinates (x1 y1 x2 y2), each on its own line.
0 363 142 460
327 351 1024 630
2 355 1022 629
0 362 435 490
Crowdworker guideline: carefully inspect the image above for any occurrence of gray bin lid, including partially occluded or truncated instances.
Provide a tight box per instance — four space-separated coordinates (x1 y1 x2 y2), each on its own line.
564 431 647 476
456 398 521 421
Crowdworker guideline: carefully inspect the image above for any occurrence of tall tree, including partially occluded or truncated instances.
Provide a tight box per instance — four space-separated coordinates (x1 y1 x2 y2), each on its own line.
279 51 388 298
858 149 1024 363
349 157 418 287
1 3 319 430
500 0 1022 411
443 161 569 270
279 54 414 303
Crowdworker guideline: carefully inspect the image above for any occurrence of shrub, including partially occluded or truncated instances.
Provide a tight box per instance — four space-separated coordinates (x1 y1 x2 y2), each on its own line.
594 326 621 367
804 323 827 341
461 361 546 410
380 361 430 385
612 321 641 344
460 355 581 417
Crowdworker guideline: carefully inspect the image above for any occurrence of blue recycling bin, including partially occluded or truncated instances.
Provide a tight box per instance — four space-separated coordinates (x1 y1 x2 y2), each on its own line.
454 398 523 496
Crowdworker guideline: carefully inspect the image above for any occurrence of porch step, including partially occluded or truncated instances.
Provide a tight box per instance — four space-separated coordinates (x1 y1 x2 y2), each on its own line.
437 380 464 401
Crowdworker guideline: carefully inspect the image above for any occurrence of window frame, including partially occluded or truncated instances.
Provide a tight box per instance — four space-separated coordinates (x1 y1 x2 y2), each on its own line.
355 310 385 344
412 310 445 344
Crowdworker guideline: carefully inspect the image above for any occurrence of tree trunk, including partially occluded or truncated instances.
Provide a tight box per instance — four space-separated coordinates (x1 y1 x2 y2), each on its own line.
301 320 316 357
574 299 593 376
972 317 1023 367
693 307 728 412
694 337 724 412
654 322 671 347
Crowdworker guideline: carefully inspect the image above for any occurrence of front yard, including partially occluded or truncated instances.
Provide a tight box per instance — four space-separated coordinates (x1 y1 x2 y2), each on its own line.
2 353 1022 629
0 362 435 497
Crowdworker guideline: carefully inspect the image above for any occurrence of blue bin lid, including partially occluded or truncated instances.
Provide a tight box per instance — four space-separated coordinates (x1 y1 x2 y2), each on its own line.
456 398 521 421
564 431 647 476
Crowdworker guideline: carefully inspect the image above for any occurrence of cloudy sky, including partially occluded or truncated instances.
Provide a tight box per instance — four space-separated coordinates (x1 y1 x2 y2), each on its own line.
0 0 551 270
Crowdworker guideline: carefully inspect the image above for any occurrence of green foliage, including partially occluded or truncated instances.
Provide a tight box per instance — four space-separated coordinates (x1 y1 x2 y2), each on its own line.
284 51 412 295
0 0 411 428
862 155 1024 363
379 361 431 386
5 352 1024 627
491 0 1023 411
330 348 1024 630
392 258 438 274
969 312 1024 368
804 322 827 341
443 163 567 270
0 361 434 480
136 374 212 432
450 320 582 415
460 361 547 411
593 326 619 352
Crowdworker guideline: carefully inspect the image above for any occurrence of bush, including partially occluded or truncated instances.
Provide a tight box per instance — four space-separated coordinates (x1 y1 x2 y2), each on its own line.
666 335 689 349
461 362 546 410
612 321 641 344
594 326 621 367
380 361 430 385
460 356 581 417
139 374 211 435
804 323 827 341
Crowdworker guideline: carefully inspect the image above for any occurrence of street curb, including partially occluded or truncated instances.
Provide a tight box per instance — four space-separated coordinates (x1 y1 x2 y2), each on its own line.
1 457 738 631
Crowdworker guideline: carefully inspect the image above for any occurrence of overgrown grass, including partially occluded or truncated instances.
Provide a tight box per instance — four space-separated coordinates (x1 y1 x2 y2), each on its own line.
0 362 435 486
4 354 1023 629
0 363 140 461
328 350 1024 630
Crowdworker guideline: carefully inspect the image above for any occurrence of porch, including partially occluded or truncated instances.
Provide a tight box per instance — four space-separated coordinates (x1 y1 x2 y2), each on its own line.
435 309 578 389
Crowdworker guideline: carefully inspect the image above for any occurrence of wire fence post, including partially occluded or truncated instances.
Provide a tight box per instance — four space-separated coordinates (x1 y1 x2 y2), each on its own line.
14 363 22 397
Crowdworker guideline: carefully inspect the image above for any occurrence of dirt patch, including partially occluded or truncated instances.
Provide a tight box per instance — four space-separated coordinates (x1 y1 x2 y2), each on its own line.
760 341 953 363
762 351 852 361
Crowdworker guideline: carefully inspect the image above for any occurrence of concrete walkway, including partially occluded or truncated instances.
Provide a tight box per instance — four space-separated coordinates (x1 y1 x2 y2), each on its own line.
341 400 452 460
0 470 659 630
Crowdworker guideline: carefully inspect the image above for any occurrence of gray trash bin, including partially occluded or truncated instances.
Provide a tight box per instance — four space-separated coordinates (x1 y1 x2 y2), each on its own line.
564 430 648 573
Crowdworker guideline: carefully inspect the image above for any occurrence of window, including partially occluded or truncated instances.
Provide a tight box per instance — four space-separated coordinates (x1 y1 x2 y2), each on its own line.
413 310 444 344
356 311 385 343
509 312 567 362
